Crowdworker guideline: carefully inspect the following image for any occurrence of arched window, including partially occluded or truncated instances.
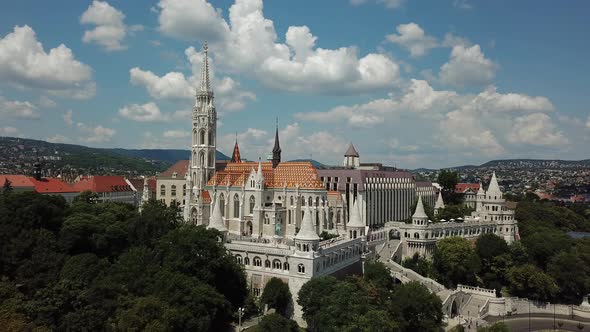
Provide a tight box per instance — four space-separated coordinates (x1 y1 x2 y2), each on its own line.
297 263 305 274
171 185 176 197
199 151 205 167
265 259 271 268
209 131 214 146
315 197 320 206
290 196 294 206
209 150 214 167
288 210 292 224
235 255 242 265
160 185 166 196
284 262 290 271
272 259 282 269
219 194 225 217
244 257 250 265
414 232 420 239
308 197 313 206
249 196 255 214
192 130 197 145
253 257 262 267
233 194 240 218
199 130 205 145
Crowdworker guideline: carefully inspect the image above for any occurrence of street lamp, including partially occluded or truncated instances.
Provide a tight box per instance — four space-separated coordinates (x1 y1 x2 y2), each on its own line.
238 307 245 331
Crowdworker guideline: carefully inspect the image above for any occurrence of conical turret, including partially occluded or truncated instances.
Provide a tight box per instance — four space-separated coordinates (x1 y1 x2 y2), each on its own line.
348 198 364 228
208 192 227 232
487 171 502 198
295 204 320 241
413 195 428 219
434 191 445 215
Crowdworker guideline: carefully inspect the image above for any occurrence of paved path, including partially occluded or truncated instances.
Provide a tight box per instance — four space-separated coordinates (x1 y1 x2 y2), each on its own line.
491 315 589 331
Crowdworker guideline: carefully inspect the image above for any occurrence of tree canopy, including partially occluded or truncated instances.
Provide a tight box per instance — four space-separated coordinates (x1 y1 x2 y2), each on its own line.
432 237 480 288
260 277 292 317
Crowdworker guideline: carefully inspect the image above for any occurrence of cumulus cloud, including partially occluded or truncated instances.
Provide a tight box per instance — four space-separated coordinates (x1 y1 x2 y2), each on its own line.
386 23 438 57
0 25 95 99
63 110 73 126
155 0 400 94
129 46 256 113
0 96 40 119
465 86 554 113
118 102 171 122
0 126 21 137
38 96 57 108
81 1 136 51
439 44 496 88
508 113 568 146
77 122 116 143
439 108 505 156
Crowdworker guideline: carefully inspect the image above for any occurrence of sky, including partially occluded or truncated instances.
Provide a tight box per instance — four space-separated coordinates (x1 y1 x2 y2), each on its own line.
0 0 589 169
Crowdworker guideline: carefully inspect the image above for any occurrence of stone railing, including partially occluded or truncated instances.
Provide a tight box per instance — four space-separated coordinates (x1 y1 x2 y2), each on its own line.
457 284 496 298
479 298 491 319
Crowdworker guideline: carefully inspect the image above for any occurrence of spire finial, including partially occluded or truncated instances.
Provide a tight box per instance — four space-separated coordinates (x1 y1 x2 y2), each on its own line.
199 40 211 94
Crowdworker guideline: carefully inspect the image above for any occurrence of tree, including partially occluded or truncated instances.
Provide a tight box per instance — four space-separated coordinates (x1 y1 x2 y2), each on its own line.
298 276 338 331
391 281 443 332
257 313 299 332
2 178 12 195
521 230 573 269
402 253 433 277
476 234 509 271
435 204 474 222
507 264 558 301
547 250 590 304
260 278 292 317
437 170 459 203
364 261 395 291
432 237 480 287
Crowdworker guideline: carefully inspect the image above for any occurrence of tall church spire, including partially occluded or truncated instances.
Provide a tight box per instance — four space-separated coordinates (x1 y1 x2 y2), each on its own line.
272 118 281 168
199 41 212 96
231 133 242 163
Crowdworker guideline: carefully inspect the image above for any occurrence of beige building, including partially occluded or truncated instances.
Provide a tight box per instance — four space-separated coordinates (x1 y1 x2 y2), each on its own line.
156 160 189 208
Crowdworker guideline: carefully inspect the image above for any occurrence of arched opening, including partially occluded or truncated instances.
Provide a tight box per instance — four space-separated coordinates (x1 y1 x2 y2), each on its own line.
297 263 305 274
249 195 255 214
199 130 205 145
246 221 253 236
199 151 205 167
160 184 166 196
233 194 240 218
219 194 225 217
253 256 262 267
451 299 460 318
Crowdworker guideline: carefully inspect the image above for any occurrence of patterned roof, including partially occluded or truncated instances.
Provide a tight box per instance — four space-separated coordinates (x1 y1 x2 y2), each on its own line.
207 161 324 189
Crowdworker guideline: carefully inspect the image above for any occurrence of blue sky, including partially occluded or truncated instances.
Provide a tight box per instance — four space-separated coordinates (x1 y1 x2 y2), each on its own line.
0 0 589 168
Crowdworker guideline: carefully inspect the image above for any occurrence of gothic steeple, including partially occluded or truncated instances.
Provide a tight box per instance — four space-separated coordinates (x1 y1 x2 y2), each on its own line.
198 41 212 97
272 119 281 168
231 133 242 163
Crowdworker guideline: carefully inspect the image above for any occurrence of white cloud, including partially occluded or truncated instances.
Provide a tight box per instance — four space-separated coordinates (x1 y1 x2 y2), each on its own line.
163 129 189 138
46 134 69 143
439 44 496 88
386 23 438 57
0 25 95 99
0 96 39 119
130 68 192 100
77 122 116 143
453 0 473 9
156 0 401 94
119 102 170 122
465 86 554 113
350 0 404 9
38 96 57 108
508 113 568 146
0 126 21 137
63 110 73 126
80 1 140 51
586 115 590 129
439 108 505 156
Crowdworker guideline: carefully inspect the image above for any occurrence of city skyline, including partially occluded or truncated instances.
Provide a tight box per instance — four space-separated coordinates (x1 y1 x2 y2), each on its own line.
1 0 589 169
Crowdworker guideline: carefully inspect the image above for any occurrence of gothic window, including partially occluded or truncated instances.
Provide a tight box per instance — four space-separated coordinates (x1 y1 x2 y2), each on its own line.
209 131 214 146
199 151 205 167
297 263 305 274
288 210 291 224
249 196 255 214
220 194 225 217
171 185 176 197
284 262 289 271
209 151 214 167
160 185 166 196
244 257 250 265
253 257 262 267
315 197 320 206
272 259 282 269
233 194 240 218
290 196 294 206
265 259 271 268
235 255 242 265
199 130 205 145
336 211 341 224
308 197 313 206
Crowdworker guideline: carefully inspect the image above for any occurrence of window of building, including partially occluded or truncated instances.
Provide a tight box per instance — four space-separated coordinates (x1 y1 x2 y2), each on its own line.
265 259 271 268
272 259 282 269
171 185 177 197
298 263 305 274
244 257 250 265
253 288 261 297
235 255 242 265
253 257 262 267
220 194 225 217
284 262 290 271
199 130 205 145
160 185 166 196
233 194 240 218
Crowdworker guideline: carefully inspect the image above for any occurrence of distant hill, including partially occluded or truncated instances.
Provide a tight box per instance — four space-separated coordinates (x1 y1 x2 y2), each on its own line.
289 159 325 168
105 148 230 162
0 136 229 175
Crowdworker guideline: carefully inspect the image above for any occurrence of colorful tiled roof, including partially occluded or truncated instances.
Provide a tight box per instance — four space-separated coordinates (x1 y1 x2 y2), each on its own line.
29 177 76 193
202 190 211 203
72 176 134 193
207 161 325 189
455 183 481 193
160 160 190 178
0 175 34 188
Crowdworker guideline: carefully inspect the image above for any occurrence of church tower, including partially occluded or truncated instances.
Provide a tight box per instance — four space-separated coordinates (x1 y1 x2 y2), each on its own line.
185 41 217 225
271 121 281 168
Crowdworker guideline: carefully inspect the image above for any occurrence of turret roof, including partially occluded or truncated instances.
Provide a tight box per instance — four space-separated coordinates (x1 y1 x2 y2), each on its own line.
435 191 445 209
412 195 428 219
348 198 364 228
295 204 320 241
208 193 227 232
344 143 359 157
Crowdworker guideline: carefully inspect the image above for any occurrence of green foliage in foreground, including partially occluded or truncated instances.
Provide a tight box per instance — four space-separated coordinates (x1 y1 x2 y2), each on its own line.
260 277 292 317
0 191 248 331
477 321 509 332
298 261 443 332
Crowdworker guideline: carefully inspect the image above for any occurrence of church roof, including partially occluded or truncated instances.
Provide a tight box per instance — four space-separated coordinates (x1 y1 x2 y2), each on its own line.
159 160 189 178
272 126 281 154
207 161 325 190
231 140 242 163
295 204 320 241
455 183 481 194
412 195 428 219
344 143 359 157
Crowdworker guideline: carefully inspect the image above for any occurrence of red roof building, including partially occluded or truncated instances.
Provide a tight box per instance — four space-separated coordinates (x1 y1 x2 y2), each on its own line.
455 183 481 194
72 176 137 205
0 175 34 191
29 177 77 193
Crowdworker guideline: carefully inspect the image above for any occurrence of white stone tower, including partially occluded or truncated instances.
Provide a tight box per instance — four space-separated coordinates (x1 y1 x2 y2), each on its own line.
184 41 217 225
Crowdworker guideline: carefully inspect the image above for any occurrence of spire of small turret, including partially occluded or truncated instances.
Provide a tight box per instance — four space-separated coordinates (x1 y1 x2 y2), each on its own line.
413 195 428 219
208 192 227 232
435 191 445 210
344 142 359 157
231 133 241 163
199 41 211 94
295 203 320 241
272 118 281 168
487 171 501 196
348 198 364 228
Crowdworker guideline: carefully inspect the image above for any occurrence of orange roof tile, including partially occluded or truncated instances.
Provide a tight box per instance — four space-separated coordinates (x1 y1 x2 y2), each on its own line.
29 177 76 193
72 176 134 193
160 160 190 178
207 161 325 190
0 175 34 188
455 183 481 193
202 190 211 203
